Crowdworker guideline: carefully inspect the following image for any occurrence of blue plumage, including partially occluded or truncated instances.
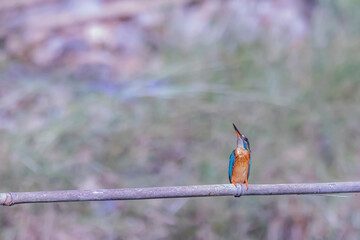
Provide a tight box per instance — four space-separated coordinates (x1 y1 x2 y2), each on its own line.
242 136 251 179
228 150 235 182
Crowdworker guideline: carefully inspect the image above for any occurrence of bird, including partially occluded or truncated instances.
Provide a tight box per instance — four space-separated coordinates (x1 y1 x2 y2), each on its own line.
229 123 251 189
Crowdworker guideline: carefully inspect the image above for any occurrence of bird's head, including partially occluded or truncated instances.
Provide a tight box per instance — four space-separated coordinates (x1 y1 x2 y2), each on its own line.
233 123 250 152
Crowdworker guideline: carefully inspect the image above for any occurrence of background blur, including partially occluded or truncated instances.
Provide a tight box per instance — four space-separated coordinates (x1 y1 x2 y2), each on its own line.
1 0 360 239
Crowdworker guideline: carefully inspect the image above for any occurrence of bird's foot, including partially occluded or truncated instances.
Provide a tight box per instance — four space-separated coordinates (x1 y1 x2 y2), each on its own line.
245 181 249 190
231 180 236 187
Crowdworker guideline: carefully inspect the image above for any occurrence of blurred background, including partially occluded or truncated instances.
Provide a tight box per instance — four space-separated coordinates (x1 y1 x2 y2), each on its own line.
1 0 360 239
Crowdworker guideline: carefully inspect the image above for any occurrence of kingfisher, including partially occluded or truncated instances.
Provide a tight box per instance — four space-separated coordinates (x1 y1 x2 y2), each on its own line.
229 123 251 189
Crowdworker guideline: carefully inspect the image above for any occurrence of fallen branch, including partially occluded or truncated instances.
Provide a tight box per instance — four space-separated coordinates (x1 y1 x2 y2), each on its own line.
1 181 359 206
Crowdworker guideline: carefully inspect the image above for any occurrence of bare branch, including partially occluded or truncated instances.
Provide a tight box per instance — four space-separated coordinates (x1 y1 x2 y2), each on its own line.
1 182 360 206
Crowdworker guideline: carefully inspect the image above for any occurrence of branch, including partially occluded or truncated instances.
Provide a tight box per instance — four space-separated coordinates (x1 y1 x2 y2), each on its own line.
1 182 360 206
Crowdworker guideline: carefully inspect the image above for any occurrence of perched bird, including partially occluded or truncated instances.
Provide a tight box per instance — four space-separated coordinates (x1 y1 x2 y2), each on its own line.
229 123 251 189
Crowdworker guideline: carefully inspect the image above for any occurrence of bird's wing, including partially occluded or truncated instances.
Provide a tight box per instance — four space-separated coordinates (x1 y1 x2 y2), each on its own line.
247 156 251 180
229 150 235 183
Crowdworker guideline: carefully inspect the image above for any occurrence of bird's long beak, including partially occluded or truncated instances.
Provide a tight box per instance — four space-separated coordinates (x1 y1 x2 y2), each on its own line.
233 123 244 147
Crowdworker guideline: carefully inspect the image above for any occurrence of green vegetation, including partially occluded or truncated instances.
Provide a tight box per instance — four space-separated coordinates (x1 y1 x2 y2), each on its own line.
1 1 360 239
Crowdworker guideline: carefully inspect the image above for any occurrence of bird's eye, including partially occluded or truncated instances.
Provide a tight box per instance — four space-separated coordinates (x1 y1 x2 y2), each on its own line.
244 137 248 141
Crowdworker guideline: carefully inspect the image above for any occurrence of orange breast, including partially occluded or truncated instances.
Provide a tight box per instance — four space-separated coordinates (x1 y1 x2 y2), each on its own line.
231 148 250 184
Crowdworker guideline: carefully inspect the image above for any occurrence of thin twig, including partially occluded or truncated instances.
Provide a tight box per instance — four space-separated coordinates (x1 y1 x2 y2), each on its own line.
1 182 360 206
